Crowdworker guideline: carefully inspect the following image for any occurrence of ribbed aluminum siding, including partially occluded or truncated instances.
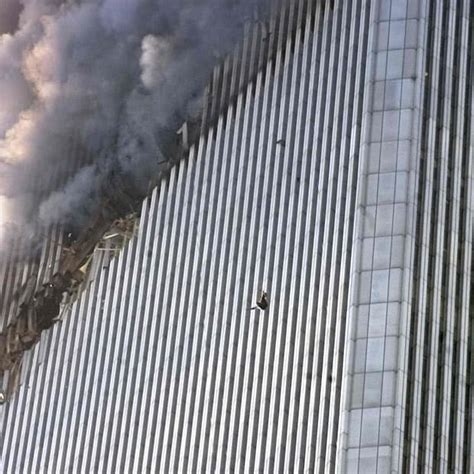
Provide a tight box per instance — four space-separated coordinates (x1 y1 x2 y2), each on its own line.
400 1 474 472
0 1 472 473
1 1 370 471
339 1 473 472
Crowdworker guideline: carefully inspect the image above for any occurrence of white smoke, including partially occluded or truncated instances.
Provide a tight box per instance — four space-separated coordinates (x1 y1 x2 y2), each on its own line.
0 0 268 255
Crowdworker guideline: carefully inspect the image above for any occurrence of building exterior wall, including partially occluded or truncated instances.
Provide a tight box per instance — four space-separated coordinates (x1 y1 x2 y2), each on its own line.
340 0 427 471
341 2 473 472
0 1 472 473
398 1 473 472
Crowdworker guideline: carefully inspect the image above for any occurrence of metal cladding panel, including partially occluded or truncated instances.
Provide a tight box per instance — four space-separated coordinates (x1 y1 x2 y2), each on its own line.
0 1 472 473
340 1 473 472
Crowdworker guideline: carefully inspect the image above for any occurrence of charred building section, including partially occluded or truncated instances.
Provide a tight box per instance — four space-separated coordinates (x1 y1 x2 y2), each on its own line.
0 124 184 398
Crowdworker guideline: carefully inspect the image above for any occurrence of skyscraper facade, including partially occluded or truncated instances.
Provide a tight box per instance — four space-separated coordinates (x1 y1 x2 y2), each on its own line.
1 0 472 472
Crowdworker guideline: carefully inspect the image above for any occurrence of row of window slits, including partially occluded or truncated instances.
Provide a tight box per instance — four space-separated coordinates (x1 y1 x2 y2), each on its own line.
335 1 371 470
200 0 368 470
446 1 471 471
434 0 460 469
420 0 447 466
297 0 370 469
423 0 452 470
402 0 436 466
403 0 473 472
172 1 359 470
200 0 331 140
461 5 473 474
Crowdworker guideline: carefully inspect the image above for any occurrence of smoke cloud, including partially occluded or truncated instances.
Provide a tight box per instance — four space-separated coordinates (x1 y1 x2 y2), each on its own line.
0 0 269 257
0 0 22 35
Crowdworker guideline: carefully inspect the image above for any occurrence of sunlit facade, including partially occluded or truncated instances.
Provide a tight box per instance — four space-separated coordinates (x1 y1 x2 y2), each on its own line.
0 1 473 472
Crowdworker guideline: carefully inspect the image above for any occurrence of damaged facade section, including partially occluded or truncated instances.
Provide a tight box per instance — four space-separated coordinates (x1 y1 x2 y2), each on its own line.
0 205 143 399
